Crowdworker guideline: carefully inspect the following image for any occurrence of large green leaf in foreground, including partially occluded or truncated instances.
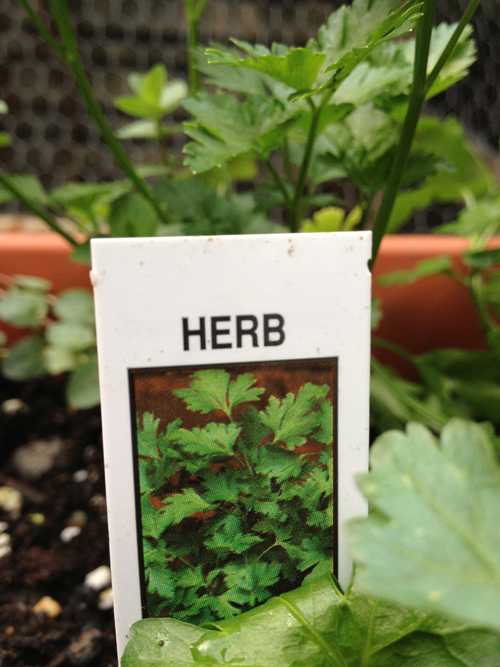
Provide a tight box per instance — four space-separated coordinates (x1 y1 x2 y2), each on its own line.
349 418 500 631
121 571 500 666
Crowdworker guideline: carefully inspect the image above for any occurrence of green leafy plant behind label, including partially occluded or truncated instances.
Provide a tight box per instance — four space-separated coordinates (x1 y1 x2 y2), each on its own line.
135 368 334 624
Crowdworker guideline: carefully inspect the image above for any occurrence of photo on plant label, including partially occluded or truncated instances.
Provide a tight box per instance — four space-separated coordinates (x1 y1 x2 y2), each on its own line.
129 359 337 623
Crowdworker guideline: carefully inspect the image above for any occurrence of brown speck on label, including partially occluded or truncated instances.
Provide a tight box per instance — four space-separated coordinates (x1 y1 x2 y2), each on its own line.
140 261 144 266
288 245 295 257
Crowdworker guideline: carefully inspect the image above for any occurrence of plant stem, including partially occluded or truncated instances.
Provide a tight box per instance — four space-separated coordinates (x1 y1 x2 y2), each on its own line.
371 357 448 430
0 170 77 246
156 121 169 166
264 158 292 208
289 103 322 233
467 270 498 345
283 138 292 183
425 0 481 94
17 0 64 57
359 193 374 230
371 336 417 365
370 0 436 269
46 0 170 226
185 0 208 95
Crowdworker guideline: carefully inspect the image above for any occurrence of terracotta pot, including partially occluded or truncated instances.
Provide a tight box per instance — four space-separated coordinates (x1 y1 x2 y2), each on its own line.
1 234 90 345
372 235 486 377
0 233 486 376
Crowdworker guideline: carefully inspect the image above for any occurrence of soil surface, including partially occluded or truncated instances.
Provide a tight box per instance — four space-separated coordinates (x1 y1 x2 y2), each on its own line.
0 375 117 667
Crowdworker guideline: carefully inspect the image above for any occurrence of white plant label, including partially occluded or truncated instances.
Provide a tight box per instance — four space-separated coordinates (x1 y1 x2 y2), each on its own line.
91 232 371 657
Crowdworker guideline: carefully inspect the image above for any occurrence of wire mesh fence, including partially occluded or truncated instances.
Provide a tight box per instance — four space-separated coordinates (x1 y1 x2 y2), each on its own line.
0 0 498 229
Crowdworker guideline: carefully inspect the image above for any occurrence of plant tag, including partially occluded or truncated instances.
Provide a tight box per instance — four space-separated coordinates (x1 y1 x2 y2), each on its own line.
91 232 371 656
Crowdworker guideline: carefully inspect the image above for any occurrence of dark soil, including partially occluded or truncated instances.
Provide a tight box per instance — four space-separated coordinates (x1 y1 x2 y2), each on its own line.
0 376 117 667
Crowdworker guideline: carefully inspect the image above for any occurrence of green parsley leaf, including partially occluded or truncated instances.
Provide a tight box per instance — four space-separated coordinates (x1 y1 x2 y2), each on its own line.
349 418 500 631
147 563 176 600
204 515 263 555
260 383 329 449
183 92 300 173
174 369 263 418
207 45 326 92
146 489 214 538
175 423 241 457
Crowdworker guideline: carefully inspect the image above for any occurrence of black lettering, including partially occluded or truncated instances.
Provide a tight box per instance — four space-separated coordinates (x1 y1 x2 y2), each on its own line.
236 315 259 348
211 316 232 349
182 317 206 351
264 313 285 347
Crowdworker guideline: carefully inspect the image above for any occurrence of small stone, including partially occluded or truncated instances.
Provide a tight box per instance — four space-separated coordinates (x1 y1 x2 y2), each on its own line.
11 437 64 481
67 510 87 527
0 544 12 559
0 521 8 533
97 587 113 611
0 533 10 547
89 494 106 510
5 626 14 635
32 596 62 618
60 525 81 543
0 487 22 517
67 628 102 665
28 513 45 525
84 565 111 591
73 469 89 483
88 470 100 484
1 398 26 414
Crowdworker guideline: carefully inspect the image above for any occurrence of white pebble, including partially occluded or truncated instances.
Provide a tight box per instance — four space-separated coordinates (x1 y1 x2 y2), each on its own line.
0 487 23 517
0 533 10 547
85 565 111 591
11 437 64 481
73 469 89 483
1 398 26 414
60 525 81 543
97 587 113 611
0 544 12 559
0 521 8 533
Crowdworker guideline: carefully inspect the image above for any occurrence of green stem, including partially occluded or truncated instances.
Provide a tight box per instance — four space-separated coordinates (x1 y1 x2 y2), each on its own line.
156 120 169 166
468 271 498 345
277 596 347 667
0 170 77 246
371 356 448 430
283 138 293 183
359 193 374 230
17 0 64 57
370 0 436 269
361 600 381 667
425 0 481 94
256 541 279 562
371 336 417 365
185 0 208 95
46 0 170 226
289 103 322 233
264 158 292 209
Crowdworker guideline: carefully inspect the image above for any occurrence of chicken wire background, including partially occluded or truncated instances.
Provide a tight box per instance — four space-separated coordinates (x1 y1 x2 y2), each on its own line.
0 0 499 230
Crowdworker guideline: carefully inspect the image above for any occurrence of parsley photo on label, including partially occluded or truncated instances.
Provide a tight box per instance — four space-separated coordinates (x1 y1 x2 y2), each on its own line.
130 363 335 623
